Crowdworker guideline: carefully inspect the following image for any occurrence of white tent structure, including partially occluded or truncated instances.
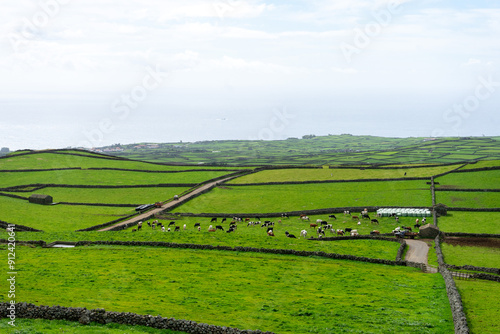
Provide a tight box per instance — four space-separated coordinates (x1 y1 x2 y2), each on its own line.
376 208 431 217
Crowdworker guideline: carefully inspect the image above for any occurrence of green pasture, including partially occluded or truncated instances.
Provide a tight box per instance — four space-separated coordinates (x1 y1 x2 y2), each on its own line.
0 223 402 261
0 169 232 188
0 151 239 171
172 181 432 214
435 191 500 208
435 170 500 189
441 243 500 268
4 186 190 205
229 165 462 184
459 160 500 170
0 318 184 334
437 211 500 234
0 245 454 334
0 196 132 232
455 280 500 334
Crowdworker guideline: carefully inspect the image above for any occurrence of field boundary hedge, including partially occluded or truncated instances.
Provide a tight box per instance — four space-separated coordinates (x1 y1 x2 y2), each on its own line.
0 302 274 334
0 220 43 232
226 176 429 186
86 167 246 173
0 167 82 172
0 192 29 200
444 264 500 275
446 207 500 212
443 232 500 238
453 166 500 173
0 183 197 192
434 235 470 334
434 188 500 192
75 214 138 232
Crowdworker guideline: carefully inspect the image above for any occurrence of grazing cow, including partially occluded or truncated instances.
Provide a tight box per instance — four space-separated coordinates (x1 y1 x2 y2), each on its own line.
227 226 236 233
161 226 165 232
151 223 156 230
281 213 289 219
300 230 307 238
344 210 351 216
285 231 296 238
137 221 142 230
197 226 201 232
325 224 332 229
174 195 179 200
414 223 421 229
174 226 180 232
183 224 186 230
267 230 275 237
210 217 217 223
147 221 151 227
370 230 380 235
371 219 379 224
415 218 419 224
216 225 224 231
395 216 399 222
168 221 176 227
317 227 325 236
194 223 201 228
350 229 359 236
221 218 227 223
336 229 344 236
352 216 359 220
310 223 318 229
320 221 328 226
329 214 337 219
357 221 361 225
362 214 370 220
402 226 412 231
422 217 426 223
267 227 274 233
208 225 216 232
167 228 171 232
345 228 352 233
301 216 310 221
132 229 137 232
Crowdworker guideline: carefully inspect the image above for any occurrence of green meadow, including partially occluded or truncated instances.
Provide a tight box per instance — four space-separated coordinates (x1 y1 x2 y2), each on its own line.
437 211 500 234
0 245 454 334
441 243 500 268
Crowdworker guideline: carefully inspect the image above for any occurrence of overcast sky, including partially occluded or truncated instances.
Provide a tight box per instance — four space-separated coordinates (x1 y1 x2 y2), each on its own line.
1 0 499 150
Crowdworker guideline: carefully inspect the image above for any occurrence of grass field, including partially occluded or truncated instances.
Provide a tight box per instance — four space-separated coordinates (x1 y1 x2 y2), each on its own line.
455 280 500 334
228 165 460 184
441 243 500 268
0 245 454 334
0 318 185 334
3 186 191 205
435 170 500 189
437 211 500 234
435 191 500 208
173 181 432 214
0 196 133 232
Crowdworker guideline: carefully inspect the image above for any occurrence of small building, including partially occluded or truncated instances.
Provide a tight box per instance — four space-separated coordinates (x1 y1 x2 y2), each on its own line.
418 224 440 239
29 194 53 205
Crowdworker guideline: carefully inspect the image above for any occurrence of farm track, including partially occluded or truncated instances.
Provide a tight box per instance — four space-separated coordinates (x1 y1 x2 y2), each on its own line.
98 176 235 231
405 239 430 265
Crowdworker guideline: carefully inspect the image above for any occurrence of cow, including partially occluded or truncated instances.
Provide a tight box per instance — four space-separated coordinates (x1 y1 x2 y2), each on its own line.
174 226 180 232
281 213 289 219
371 219 379 224
300 230 307 238
320 221 328 226
329 214 337 219
370 230 380 235
267 230 275 237
336 229 344 236
352 216 359 220
362 214 370 220
350 229 359 236
216 225 224 231
310 223 318 229
194 223 201 228
168 221 176 227
414 223 421 229
221 218 227 223
210 217 217 223
285 231 296 238
345 228 352 233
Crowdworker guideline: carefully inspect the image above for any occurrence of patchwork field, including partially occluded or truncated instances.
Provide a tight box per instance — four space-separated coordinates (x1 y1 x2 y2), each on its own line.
0 141 498 333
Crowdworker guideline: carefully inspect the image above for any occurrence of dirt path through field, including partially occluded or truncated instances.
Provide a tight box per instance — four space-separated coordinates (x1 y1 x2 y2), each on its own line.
405 239 430 266
98 176 234 231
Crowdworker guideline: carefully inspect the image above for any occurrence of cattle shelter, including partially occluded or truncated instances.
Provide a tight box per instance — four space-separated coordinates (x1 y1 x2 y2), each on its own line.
29 194 53 205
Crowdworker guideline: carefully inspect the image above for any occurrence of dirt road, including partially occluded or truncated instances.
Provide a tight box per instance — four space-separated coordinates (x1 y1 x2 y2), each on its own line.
98 176 235 231
405 239 429 264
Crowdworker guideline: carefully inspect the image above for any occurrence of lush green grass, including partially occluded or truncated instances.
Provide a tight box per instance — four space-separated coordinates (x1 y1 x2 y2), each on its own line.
435 170 500 189
455 280 500 334
435 191 500 208
438 211 500 234
441 243 500 268
0 151 239 171
459 160 500 170
4 187 190 205
0 318 185 334
0 196 133 232
0 220 402 261
0 169 232 188
229 165 459 184
173 181 432 214
0 245 454 334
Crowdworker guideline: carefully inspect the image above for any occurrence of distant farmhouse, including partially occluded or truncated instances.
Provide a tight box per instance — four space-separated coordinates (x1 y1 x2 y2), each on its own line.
29 194 53 205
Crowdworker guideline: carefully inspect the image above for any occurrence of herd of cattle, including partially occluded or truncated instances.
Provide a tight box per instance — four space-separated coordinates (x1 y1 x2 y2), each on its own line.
131 211 425 239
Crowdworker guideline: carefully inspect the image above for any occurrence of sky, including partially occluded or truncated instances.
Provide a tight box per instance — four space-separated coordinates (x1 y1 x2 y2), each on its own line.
1 0 499 150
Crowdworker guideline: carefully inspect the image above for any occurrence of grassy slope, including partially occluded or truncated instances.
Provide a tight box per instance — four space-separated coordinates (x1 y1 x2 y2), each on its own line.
435 191 500 208
173 181 432 214
435 170 500 189
1 245 453 334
